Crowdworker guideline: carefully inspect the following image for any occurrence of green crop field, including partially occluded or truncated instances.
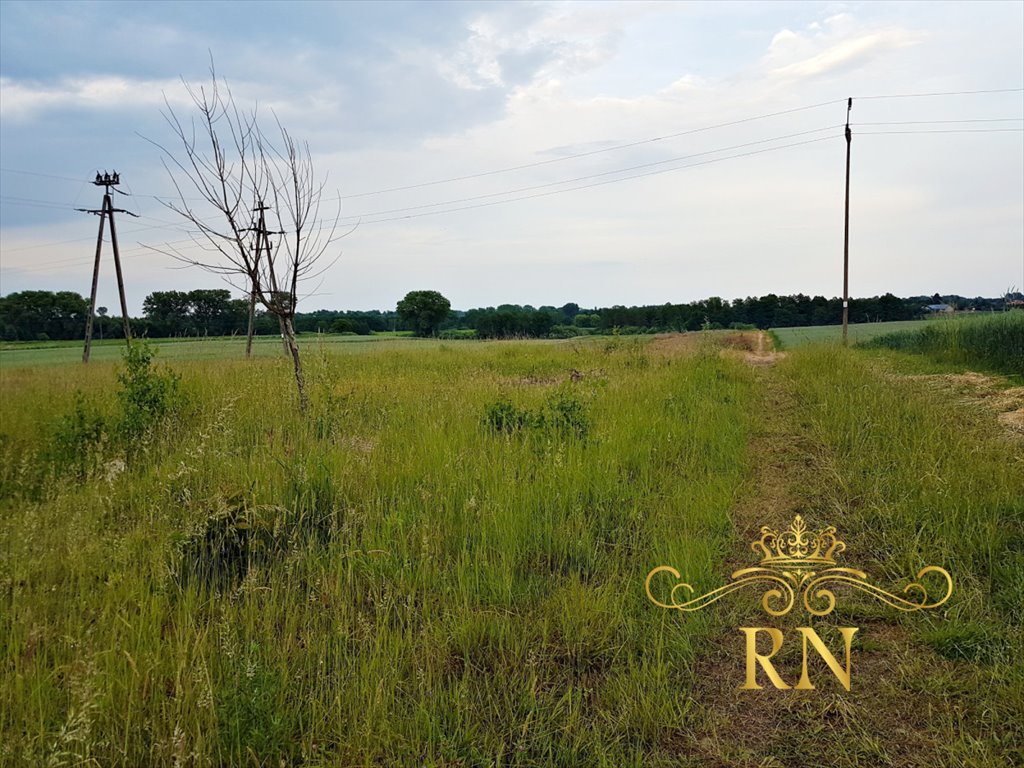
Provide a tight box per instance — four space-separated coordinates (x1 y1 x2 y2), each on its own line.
1 332 1021 766
862 311 1024 376
0 333 421 369
770 319 941 349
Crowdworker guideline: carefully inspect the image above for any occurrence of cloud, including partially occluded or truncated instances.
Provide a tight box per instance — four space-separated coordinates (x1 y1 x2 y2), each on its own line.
0 75 193 120
435 2 655 92
761 14 921 82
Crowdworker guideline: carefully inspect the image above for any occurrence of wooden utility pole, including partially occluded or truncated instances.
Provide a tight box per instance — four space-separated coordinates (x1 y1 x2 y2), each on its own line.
842 98 852 346
80 171 137 363
243 201 286 357
243 203 267 359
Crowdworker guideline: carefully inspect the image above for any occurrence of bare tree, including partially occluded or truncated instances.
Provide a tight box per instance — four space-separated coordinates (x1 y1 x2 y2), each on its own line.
145 68 345 411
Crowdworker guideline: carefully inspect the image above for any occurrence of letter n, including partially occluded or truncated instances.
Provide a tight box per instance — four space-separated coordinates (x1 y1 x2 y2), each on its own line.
795 627 858 691
739 627 790 690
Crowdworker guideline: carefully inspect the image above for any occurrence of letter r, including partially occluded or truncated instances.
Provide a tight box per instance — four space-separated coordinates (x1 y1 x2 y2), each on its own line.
739 627 791 690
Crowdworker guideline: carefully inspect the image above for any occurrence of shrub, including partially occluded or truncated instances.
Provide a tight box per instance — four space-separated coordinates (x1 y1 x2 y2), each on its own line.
483 399 533 433
116 341 183 446
483 387 590 440
538 387 590 439
549 324 592 339
176 495 283 591
51 391 107 481
439 328 477 340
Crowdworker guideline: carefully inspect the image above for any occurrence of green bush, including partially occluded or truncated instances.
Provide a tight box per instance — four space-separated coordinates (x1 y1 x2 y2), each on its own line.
483 387 590 440
51 391 107 481
438 328 477 340
116 341 183 447
483 398 533 433
538 387 590 439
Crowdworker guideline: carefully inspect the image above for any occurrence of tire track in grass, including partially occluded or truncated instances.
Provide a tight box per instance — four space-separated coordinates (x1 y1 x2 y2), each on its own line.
669 344 1012 768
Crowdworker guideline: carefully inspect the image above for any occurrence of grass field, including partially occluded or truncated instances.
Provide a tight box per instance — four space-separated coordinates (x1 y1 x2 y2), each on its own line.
0 333 422 368
769 319 940 349
1 332 1021 766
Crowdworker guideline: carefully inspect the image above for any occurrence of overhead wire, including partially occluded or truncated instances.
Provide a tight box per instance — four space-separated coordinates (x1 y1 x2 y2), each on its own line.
2 87 1022 269
853 87 1024 100
358 135 838 225
856 128 1024 135
333 125 843 221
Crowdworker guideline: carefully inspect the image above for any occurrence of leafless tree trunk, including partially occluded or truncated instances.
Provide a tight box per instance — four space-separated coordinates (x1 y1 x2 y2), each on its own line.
144 66 347 411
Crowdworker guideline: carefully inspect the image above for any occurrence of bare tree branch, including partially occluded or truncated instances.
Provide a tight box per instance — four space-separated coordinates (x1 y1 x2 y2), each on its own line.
139 65 346 411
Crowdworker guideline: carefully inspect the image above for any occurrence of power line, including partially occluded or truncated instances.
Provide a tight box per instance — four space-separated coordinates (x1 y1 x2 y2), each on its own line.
857 128 1024 135
4 123 847 242
854 118 1023 126
343 99 848 199
359 135 837 225
0 195 77 210
854 87 1024 100
0 168 85 183
335 125 843 221
2 123 845 257
7 122 1020 265
1 215 198 256
4 93 1023 264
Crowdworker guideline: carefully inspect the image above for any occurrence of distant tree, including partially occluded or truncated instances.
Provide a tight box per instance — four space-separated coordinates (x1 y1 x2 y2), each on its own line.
143 291 192 335
397 290 451 337
0 290 89 340
188 289 233 335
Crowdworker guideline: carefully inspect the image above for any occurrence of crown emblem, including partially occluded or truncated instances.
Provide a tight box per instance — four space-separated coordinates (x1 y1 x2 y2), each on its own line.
645 514 952 618
752 515 844 569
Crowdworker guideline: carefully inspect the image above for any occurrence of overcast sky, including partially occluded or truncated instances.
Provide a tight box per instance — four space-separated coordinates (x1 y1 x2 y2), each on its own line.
1 0 1022 313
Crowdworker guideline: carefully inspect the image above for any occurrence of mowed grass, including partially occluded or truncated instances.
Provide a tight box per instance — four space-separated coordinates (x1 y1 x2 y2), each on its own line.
1 336 752 766
773 347 1024 765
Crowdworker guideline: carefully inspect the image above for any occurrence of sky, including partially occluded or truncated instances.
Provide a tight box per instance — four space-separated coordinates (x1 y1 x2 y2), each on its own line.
1 0 1022 314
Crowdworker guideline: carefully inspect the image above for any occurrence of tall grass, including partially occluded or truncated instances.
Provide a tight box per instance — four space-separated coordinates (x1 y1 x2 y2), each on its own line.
1 337 752 766
860 312 1024 375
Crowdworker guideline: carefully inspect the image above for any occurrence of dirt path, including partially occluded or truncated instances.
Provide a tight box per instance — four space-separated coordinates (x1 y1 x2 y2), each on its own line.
670 343 1000 767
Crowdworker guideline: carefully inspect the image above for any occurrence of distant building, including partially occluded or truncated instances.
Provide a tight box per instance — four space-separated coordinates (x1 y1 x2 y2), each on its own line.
924 303 953 313
1008 299 1024 310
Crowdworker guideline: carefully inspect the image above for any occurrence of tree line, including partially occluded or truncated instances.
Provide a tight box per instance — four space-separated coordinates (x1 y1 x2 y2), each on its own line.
1 288 1018 342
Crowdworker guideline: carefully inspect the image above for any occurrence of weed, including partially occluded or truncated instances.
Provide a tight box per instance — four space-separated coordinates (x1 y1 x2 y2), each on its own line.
50 392 107 481
483 397 533 433
116 341 183 448
483 387 590 440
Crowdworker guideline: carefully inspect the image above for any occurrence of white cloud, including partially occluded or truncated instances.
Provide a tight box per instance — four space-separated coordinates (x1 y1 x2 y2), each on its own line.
0 75 194 120
761 14 921 82
435 2 662 92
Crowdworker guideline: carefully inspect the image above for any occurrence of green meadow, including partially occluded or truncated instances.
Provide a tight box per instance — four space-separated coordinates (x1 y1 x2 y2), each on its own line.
1 331 1021 766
